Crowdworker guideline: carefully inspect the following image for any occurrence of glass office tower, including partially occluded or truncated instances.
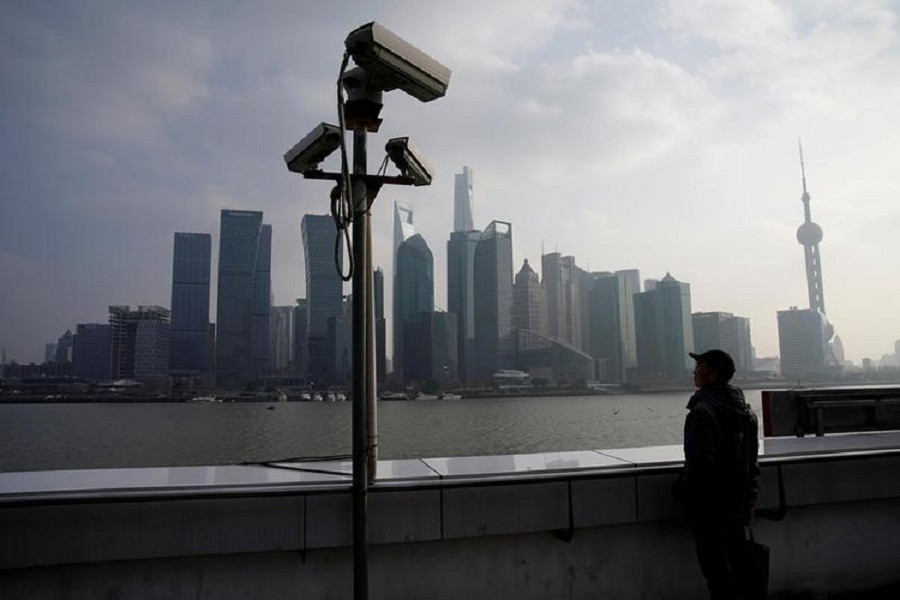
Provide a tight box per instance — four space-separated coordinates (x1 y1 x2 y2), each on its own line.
374 267 387 382
512 258 546 336
251 224 272 377
454 166 474 232
634 273 694 381
301 214 343 384
216 210 264 389
777 307 829 378
692 311 753 374
72 323 111 381
587 273 629 383
447 230 482 382
394 234 434 377
473 221 514 379
170 232 211 380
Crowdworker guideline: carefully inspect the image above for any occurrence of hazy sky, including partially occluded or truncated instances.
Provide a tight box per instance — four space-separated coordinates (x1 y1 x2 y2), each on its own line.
2 0 899 365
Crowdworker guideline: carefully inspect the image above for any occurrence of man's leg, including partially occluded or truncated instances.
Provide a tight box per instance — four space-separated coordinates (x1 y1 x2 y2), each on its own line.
691 520 741 600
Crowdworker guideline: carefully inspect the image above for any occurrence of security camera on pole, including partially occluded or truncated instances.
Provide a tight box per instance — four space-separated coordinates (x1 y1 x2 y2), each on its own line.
283 21 451 600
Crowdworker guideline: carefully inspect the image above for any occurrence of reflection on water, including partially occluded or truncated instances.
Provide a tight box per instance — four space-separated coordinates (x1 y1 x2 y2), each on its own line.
0 391 762 472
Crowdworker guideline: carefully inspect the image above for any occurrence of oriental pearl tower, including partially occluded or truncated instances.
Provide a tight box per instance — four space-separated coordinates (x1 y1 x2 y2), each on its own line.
797 141 826 313
796 141 835 344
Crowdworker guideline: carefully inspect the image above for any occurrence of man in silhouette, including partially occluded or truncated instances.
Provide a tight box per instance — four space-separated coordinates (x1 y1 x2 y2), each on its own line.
675 349 760 599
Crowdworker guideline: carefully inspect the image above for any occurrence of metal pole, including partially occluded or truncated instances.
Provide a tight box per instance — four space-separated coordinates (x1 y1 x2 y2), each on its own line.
351 129 369 600
366 209 378 482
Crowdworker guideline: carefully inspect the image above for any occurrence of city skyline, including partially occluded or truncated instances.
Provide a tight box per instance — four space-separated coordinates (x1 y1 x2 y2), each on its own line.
2 2 899 364
2 192 896 369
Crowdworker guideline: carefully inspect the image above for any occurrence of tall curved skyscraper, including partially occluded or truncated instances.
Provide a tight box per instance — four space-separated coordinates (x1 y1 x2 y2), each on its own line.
394 234 434 377
393 202 415 264
454 166 474 232
216 210 269 388
392 202 415 375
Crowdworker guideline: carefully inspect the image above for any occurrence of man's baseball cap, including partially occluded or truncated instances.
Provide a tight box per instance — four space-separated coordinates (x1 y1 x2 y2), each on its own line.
689 349 736 379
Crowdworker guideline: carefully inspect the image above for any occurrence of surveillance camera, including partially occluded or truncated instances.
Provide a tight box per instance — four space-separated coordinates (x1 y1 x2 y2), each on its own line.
385 137 434 186
345 22 451 103
342 67 384 131
284 122 342 174
342 67 383 104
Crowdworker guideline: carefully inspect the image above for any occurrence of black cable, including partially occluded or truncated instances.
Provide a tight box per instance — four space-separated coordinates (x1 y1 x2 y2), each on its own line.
238 453 353 466
376 154 389 177
330 184 351 281
334 52 353 282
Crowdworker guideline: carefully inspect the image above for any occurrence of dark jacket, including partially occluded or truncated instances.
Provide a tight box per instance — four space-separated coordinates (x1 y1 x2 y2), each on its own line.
677 384 760 523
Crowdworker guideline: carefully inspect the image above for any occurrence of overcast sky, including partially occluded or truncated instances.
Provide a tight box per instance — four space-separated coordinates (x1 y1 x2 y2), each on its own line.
2 0 899 365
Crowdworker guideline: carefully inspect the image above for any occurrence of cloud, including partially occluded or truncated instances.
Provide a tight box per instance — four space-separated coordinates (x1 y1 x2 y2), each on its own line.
664 0 899 114
2 4 213 146
664 0 793 48
2 0 900 363
384 0 588 73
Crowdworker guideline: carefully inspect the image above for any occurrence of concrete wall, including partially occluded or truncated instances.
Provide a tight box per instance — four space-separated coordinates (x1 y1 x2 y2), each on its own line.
2 447 900 599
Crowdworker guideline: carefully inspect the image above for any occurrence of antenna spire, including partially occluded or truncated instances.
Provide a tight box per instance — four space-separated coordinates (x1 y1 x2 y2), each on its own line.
799 138 808 196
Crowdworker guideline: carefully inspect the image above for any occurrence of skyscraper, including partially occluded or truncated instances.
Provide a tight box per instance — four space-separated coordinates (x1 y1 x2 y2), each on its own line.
252 225 272 377
269 305 293 374
292 299 308 375
54 330 73 364
109 306 170 382
374 267 387 382
474 221 514 378
403 311 458 384
692 311 753 374
614 269 641 369
394 234 434 377
392 202 415 375
634 273 694 381
447 229 482 382
512 259 546 335
216 210 265 388
777 307 829 378
393 202 415 271
302 214 344 384
302 215 343 334
541 253 583 348
72 323 110 381
454 166 474 232
170 232 211 380
587 273 630 383
832 334 846 365
330 295 353 381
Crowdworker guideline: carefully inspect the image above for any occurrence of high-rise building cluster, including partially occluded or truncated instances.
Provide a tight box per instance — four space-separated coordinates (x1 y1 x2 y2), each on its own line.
388 168 755 387
24 165 769 389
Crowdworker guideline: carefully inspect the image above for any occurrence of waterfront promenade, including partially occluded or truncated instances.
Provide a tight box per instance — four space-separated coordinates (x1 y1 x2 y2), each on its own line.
2 430 899 598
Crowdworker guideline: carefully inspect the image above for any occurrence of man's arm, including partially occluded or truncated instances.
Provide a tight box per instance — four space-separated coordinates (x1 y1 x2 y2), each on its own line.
744 413 761 523
683 406 718 506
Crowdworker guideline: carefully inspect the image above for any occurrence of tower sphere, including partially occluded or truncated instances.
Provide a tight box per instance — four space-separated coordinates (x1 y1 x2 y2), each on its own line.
796 221 823 246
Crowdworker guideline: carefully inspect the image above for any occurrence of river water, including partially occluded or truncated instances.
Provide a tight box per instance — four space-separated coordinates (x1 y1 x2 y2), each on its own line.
0 390 763 472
